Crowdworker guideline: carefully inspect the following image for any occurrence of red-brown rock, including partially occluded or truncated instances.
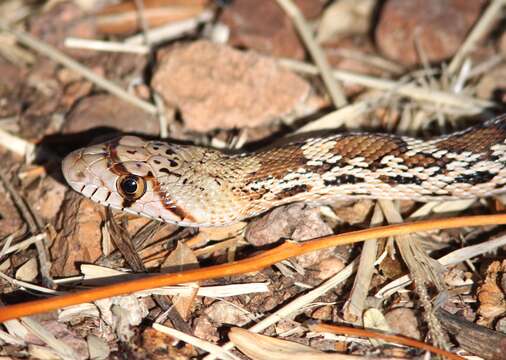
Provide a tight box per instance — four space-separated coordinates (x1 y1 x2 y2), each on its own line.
62 95 160 136
152 41 314 132
221 0 324 60
375 0 487 66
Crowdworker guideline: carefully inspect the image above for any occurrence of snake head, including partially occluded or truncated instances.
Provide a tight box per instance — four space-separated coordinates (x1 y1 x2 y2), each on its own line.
62 135 201 226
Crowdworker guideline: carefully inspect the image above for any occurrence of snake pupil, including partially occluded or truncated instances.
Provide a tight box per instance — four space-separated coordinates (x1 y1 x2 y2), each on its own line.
122 176 138 194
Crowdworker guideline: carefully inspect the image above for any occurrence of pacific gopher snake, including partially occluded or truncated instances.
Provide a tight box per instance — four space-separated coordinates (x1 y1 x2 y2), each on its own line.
62 115 506 227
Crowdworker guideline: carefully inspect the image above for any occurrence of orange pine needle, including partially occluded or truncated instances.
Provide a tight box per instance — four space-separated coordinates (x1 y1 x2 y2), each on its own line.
0 213 506 322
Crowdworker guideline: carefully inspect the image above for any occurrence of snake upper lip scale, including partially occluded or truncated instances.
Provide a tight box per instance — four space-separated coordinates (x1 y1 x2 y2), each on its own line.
62 115 506 227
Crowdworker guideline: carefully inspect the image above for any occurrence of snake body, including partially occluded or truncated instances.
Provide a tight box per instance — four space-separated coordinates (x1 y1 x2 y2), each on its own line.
62 116 506 227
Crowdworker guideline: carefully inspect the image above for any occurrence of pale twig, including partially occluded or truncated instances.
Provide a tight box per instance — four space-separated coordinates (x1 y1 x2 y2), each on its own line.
344 204 382 323
0 128 35 160
0 271 61 295
447 0 506 75
153 92 169 138
126 10 213 45
0 22 157 115
64 38 149 54
295 101 373 133
280 58 494 112
0 233 45 258
276 0 347 108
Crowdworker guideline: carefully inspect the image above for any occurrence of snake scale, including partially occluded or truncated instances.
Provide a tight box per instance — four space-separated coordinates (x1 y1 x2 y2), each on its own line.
62 115 506 227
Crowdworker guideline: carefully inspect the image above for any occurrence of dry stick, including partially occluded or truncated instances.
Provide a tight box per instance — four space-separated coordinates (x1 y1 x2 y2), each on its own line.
0 128 35 158
380 200 450 350
1 213 506 322
447 0 506 75
436 308 506 360
344 204 382 322
64 38 149 54
133 0 152 47
276 0 347 108
125 10 213 45
0 22 157 115
280 59 494 112
0 172 53 289
310 323 464 360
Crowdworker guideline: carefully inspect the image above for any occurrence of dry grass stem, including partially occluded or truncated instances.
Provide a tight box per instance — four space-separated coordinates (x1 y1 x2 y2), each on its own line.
20 317 81 359
467 53 505 78
64 37 149 54
296 101 373 133
280 58 494 112
447 0 506 75
0 171 53 289
153 92 169 138
344 204 382 323
125 10 213 45
0 271 60 295
0 128 35 159
329 48 405 74
0 233 45 258
0 22 157 114
379 200 450 349
276 0 347 108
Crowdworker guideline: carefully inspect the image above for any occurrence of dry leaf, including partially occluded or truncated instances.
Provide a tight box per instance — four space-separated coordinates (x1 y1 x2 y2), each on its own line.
205 302 252 327
87 334 110 360
477 260 506 326
162 241 200 320
363 308 390 347
94 295 149 340
15 258 38 282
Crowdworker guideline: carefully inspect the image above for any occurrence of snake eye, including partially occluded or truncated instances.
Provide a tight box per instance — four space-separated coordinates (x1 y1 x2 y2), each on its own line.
117 175 146 200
